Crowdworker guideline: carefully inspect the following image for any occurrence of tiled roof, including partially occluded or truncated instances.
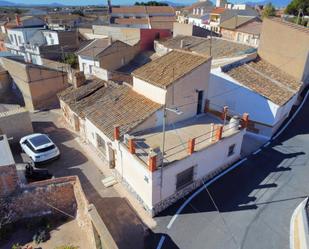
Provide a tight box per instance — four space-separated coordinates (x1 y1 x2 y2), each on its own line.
268 17 309 34
85 83 162 140
76 38 114 58
115 17 149 25
158 35 253 59
58 78 106 118
224 58 302 106
211 7 226 15
236 20 262 35
112 6 175 15
112 6 147 14
149 16 176 30
132 50 210 88
220 16 257 30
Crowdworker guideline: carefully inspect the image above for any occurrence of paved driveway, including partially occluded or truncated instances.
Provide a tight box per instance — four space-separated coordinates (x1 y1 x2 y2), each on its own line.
148 92 309 249
12 111 147 249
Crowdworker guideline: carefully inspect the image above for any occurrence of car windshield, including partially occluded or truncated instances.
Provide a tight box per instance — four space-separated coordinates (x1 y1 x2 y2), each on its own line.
35 145 56 153
29 135 52 148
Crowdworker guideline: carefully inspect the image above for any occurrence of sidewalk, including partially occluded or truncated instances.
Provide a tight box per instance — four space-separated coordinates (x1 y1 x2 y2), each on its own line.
29 110 156 249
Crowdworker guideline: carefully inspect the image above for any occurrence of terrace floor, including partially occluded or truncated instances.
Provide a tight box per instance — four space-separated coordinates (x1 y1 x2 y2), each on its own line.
132 114 241 165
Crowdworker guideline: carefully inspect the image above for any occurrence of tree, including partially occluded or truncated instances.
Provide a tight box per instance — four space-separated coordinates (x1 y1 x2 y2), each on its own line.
285 0 309 16
262 3 276 18
63 53 78 69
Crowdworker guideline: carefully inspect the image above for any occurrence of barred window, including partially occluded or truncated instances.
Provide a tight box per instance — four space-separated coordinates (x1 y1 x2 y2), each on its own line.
176 167 194 191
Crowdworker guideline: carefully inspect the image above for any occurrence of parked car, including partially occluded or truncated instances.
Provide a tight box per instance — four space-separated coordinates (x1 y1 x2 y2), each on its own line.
25 164 53 182
20 133 60 165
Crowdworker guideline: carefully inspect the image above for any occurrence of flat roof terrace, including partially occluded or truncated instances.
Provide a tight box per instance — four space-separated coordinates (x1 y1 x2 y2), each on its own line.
130 113 241 166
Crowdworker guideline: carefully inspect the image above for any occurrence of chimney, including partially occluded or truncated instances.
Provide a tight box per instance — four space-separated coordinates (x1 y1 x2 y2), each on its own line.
15 14 21 26
180 39 184 49
6 17 10 23
73 71 86 88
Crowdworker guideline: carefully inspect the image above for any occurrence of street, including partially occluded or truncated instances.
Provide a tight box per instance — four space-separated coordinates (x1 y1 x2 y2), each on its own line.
147 92 309 249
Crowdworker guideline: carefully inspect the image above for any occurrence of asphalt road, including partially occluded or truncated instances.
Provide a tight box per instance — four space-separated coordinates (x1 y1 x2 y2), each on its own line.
147 92 309 249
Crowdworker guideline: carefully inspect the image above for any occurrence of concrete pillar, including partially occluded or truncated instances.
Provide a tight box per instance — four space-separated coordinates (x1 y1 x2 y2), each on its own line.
128 138 136 154
210 123 215 142
148 154 157 172
188 138 196 155
216 125 223 141
242 113 249 129
204 99 210 113
221 106 228 120
114 125 120 141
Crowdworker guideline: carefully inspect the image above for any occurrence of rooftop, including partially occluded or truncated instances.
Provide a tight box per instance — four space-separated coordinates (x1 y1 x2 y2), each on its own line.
0 135 15 167
85 83 162 140
112 6 175 15
132 50 210 88
131 114 240 165
211 7 226 15
58 78 106 118
59 80 162 140
222 58 302 106
268 17 309 34
220 15 258 30
76 38 125 58
236 19 262 35
157 35 254 59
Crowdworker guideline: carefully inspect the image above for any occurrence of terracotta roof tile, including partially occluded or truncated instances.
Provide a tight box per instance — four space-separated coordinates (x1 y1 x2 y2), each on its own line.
85 83 162 140
224 58 302 105
132 50 210 88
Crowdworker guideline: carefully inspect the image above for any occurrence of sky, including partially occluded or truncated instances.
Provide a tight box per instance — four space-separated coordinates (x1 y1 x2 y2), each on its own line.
8 0 259 5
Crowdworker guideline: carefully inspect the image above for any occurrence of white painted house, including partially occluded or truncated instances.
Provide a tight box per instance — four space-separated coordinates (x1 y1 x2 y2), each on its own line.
207 58 302 138
76 38 138 79
59 50 248 215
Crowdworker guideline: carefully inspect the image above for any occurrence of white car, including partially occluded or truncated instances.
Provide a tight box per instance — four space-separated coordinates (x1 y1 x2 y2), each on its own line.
20 133 60 164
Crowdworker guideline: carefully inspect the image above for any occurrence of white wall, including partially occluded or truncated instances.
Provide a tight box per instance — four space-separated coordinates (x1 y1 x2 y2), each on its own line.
132 77 167 105
152 129 244 206
208 68 279 126
43 31 59 45
115 143 154 210
78 55 100 76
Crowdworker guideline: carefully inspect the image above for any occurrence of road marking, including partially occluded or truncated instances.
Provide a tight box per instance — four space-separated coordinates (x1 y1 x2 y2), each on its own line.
253 149 262 155
166 157 248 230
263 141 271 148
273 91 309 141
156 235 166 249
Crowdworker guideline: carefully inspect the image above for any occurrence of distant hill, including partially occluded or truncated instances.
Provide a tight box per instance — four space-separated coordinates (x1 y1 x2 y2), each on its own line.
0 1 65 7
245 0 290 8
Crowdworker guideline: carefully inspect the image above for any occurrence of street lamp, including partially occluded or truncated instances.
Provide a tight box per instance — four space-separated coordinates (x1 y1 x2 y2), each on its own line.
160 105 183 201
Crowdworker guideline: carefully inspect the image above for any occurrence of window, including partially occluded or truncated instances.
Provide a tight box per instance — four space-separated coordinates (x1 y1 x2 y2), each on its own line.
50 38 54 45
176 167 194 191
89 65 93 74
18 36 22 45
96 134 106 154
228 144 236 157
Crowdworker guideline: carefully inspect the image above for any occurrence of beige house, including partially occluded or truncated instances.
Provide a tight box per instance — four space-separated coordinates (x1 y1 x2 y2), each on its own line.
59 50 247 215
76 38 139 80
220 16 262 47
258 18 309 85
1 57 68 111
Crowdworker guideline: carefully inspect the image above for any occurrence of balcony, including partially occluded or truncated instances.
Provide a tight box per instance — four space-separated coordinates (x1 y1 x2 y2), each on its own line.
4 42 24 51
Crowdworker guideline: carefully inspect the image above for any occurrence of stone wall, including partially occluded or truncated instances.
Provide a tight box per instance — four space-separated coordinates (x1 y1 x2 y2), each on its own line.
0 165 18 197
11 176 78 220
